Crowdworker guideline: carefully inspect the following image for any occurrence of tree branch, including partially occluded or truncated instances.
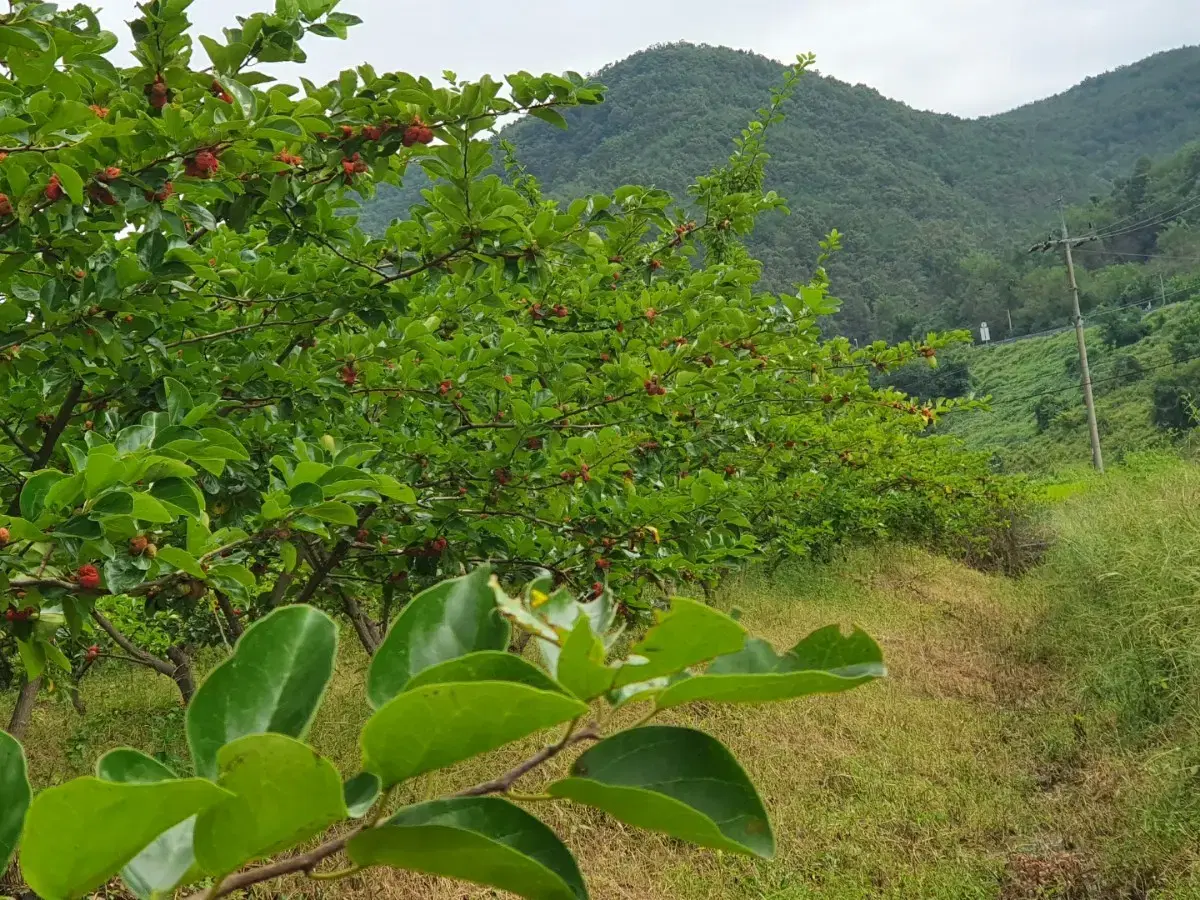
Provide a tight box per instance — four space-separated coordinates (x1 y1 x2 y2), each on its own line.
89 609 175 677
7 379 83 515
293 505 377 606
455 721 601 797
0 419 36 460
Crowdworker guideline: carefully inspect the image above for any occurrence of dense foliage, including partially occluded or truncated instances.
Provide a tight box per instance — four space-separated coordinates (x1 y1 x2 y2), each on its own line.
0 2 1028 895
359 43 1200 342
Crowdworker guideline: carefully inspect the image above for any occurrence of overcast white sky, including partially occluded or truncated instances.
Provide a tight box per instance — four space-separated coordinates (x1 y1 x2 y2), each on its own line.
99 0 1199 117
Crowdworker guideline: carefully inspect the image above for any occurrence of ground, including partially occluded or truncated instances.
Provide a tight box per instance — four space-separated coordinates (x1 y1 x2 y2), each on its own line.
9 533 1196 899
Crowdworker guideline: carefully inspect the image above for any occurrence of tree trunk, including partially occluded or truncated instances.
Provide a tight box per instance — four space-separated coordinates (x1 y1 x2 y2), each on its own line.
6 675 42 739
338 588 380 655
214 590 245 641
166 646 195 705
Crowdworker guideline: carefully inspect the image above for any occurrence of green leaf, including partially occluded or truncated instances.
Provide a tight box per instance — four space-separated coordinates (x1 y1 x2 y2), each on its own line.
0 729 31 873
348 796 586 900
20 776 230 900
556 618 614 701
344 771 381 819
97 750 199 900
528 107 569 130
43 472 85 514
149 477 205 518
131 491 174 524
611 597 746 688
116 424 156 454
309 500 357 525
84 454 124 498
187 605 337 780
20 469 66 520
49 162 84 205
361 681 586 787
164 377 193 424
367 567 509 708
156 546 206 580
194 734 347 876
91 490 134 516
654 627 885 710
548 726 773 857
403 650 568 695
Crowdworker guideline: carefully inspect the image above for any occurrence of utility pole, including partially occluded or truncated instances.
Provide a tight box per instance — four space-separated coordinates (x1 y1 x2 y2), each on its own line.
1030 208 1104 473
1158 272 1167 308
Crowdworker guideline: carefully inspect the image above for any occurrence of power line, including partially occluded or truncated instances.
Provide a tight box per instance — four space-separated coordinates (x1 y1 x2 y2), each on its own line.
1073 247 1200 264
1082 197 1200 243
1001 350 1200 405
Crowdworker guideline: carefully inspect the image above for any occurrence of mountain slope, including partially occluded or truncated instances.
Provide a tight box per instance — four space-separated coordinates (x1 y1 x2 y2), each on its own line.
358 43 1200 341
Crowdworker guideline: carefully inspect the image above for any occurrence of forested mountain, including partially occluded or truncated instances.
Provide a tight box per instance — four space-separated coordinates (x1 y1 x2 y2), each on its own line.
356 43 1200 341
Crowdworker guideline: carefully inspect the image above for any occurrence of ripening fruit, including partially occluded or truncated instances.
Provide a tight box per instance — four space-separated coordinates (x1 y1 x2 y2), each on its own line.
98 166 122 183
146 75 169 109
45 174 65 202
438 380 452 395
503 374 513 384
340 365 358 386
340 124 356 139
89 104 109 118
210 80 233 103
402 118 435 147
0 194 11 218
356 528 370 542
145 182 174 202
0 527 9 545
129 535 149 555
650 258 662 270
362 124 384 141
645 308 657 322
77 564 102 590
88 183 117 206
184 150 220 179
595 558 611 570
85 644 99 661
553 304 569 318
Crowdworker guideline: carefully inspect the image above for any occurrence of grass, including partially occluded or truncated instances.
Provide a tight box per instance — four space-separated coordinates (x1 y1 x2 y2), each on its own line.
6 463 1200 898
941 305 1193 475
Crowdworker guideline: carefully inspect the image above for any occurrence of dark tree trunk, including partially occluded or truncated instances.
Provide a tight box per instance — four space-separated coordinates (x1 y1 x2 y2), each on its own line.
214 590 245 641
6 675 43 739
338 588 380 654
166 646 195 705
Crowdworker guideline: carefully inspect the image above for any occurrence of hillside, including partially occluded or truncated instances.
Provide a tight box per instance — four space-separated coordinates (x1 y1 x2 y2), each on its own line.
358 43 1200 341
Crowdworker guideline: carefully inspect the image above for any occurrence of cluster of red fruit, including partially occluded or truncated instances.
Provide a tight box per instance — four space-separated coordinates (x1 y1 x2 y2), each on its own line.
144 182 174 203
275 150 303 168
45 174 64 202
184 149 220 179
340 153 370 183
129 535 157 558
403 536 449 558
88 168 120 206
669 220 697 247
0 526 9 545
340 364 359 386
0 194 12 217
89 104 108 118
643 376 667 396
529 301 570 320
401 118 435 147
76 564 102 590
3 607 35 623
145 75 170 110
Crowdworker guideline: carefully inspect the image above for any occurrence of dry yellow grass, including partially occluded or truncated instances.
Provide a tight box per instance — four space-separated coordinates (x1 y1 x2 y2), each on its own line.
4 543 1188 899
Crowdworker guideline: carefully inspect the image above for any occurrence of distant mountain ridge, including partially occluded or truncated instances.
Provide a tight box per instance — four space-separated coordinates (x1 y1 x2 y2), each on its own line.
357 42 1200 340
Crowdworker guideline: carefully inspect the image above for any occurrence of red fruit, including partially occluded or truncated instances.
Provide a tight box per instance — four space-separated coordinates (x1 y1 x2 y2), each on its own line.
45 174 64 201
560 470 575 482
458 486 468 495
185 150 220 179
527 437 542 450
530 303 546 320
494 468 511 486
146 76 169 109
612 272 620 281
0 194 11 218
210 80 233 103
233 608 243 616
645 308 657 322
88 183 117 206
438 380 452 395
919 346 936 358
650 259 662 270
553 304 569 318
146 182 174 202
590 581 604 599
124 314 134 323
431 537 448 552
503 374 513 384
362 125 383 141
821 394 834 404
89 104 109 118
274 150 303 167
725 465 737 477
98 166 122 183
340 124 356 139
129 535 149 555
85 645 99 661
616 321 625 333
595 558 611 570
340 365 358 386
0 527 8 545
356 528 370 542
77 564 102 590
402 119 434 146
3 609 13 622
580 462 591 483
599 352 610 362
341 153 369 179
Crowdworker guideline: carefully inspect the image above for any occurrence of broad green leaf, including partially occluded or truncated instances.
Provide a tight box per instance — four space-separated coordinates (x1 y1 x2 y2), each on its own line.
131 492 174 524
84 453 124 498
367 566 509 708
49 162 84 205
187 605 337 779
361 681 586 787
556 618 614 701
0 516 44 541
0 729 31 872
150 477 205 518
344 771 381 818
611 597 746 688
44 473 85 514
91 490 134 516
654 627 885 710
156 546 206 579
96 750 199 900
164 377 193 424
348 796 586 900
20 776 230 900
194 734 347 876
402 650 567 695
20 469 66 520
309 500 357 525
548 726 773 857
116 424 156 454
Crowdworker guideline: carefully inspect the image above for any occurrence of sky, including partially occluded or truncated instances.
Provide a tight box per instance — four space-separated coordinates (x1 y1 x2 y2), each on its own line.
97 0 1200 118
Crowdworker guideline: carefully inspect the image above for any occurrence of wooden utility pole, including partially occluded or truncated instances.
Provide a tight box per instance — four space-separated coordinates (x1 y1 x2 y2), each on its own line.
1030 209 1104 473
1059 208 1104 472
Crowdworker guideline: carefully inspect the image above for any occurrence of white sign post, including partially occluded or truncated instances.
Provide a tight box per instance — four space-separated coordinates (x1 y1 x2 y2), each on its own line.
979 321 991 344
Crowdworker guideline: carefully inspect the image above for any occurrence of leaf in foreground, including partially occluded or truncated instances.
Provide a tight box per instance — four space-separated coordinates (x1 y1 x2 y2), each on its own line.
548 726 774 857
0 729 31 872
348 796 587 900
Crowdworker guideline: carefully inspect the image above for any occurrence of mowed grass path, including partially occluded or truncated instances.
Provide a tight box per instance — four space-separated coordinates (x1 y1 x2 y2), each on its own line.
5 545 1188 899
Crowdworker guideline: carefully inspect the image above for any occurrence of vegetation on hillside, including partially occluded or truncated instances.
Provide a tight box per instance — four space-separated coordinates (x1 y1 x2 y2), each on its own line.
358 43 1200 342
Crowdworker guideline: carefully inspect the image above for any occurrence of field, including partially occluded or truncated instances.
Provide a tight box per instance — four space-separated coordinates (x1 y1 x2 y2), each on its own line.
8 460 1200 900
941 305 1196 474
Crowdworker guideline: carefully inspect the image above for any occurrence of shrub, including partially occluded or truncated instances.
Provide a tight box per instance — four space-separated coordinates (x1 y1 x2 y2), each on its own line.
1099 308 1150 349
1151 360 1200 429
